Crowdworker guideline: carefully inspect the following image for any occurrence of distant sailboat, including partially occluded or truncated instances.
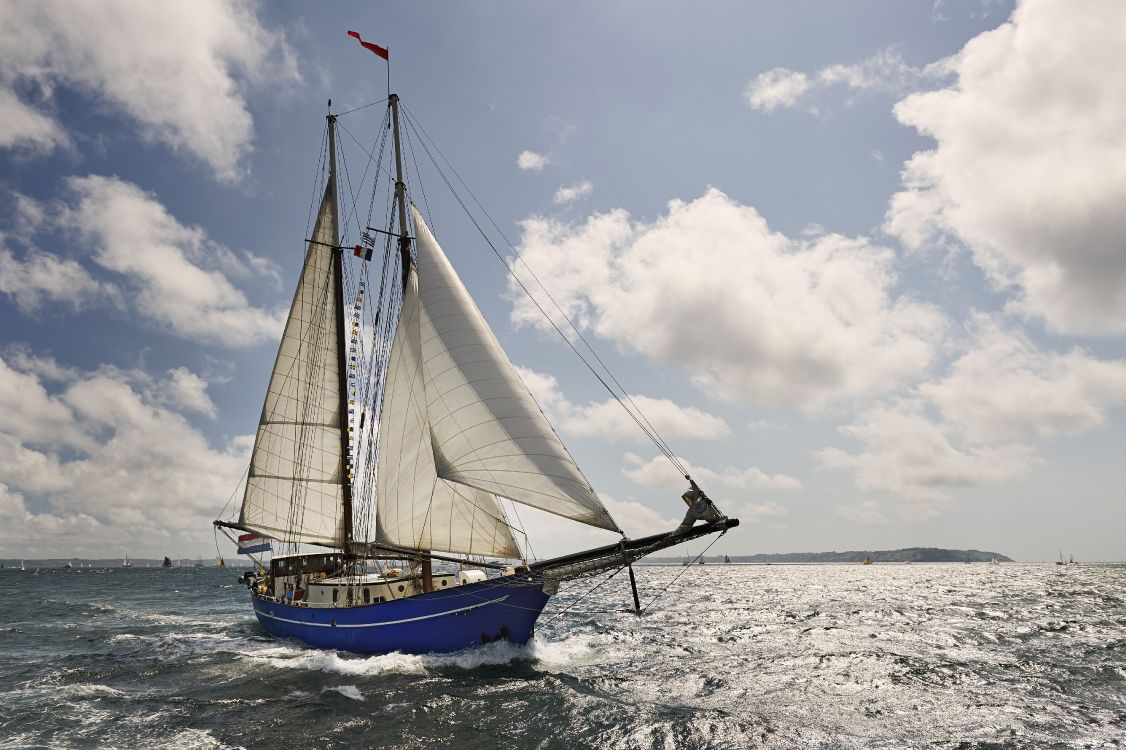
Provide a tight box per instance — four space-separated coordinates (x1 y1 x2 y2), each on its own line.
215 556 225 568
19 560 26 572
990 556 999 565
1056 549 1065 566
162 556 173 568
212 74 738 655
122 555 133 568
64 560 73 569
724 554 731 564
863 556 873 565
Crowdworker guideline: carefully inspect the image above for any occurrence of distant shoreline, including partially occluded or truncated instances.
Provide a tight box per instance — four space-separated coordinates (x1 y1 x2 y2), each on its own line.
642 547 1014 564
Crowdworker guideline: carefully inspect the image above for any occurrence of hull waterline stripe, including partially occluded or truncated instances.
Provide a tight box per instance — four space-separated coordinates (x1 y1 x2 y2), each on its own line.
256 595 510 628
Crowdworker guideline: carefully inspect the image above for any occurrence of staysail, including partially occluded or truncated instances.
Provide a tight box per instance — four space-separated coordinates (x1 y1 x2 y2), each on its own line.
375 264 521 558
238 180 347 546
375 208 619 538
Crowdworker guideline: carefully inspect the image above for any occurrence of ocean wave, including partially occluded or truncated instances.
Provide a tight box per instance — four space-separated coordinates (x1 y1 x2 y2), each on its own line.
324 685 365 701
242 635 596 677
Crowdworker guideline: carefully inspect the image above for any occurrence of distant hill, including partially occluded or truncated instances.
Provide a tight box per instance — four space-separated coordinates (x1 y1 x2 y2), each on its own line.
642 547 1014 564
0 558 253 569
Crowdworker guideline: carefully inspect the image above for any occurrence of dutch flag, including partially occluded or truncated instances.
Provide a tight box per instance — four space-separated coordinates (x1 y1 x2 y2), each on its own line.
238 532 271 555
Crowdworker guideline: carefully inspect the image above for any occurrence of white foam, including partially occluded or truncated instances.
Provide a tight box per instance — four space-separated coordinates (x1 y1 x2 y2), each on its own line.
242 635 594 677
324 685 365 701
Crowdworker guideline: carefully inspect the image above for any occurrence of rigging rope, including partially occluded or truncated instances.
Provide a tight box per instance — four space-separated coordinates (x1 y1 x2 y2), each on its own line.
639 530 726 613
400 106 693 482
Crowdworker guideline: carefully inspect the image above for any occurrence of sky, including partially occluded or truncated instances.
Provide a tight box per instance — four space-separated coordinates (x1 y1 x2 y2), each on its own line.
0 0 1123 562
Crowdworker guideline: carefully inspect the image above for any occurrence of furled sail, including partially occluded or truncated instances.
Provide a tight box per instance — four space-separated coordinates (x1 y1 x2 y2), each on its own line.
412 208 620 533
239 181 346 546
375 265 522 558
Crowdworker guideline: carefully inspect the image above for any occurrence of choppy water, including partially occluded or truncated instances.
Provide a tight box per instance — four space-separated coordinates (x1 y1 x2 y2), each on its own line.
1 563 1124 749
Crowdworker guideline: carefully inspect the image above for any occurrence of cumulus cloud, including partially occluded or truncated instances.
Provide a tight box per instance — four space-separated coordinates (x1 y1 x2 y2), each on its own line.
500 493 678 558
510 188 946 410
516 366 731 443
34 175 285 347
0 0 297 182
0 245 121 314
0 353 249 556
820 312 1126 517
622 452 801 493
745 49 952 112
517 150 550 171
553 181 593 205
885 0 1126 335
818 399 1038 518
744 68 810 111
920 315 1126 443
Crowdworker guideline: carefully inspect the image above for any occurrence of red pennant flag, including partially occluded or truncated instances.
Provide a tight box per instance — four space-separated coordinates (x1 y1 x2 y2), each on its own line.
347 30 388 60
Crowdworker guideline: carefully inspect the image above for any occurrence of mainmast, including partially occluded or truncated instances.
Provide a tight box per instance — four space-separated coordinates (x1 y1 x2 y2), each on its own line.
327 109 355 556
389 94 412 281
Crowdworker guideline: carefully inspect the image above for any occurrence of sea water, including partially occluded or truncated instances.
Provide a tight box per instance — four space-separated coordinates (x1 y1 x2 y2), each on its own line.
0 563 1123 749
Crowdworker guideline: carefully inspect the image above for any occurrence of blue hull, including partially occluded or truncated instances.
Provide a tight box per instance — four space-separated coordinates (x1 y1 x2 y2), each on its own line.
251 574 551 654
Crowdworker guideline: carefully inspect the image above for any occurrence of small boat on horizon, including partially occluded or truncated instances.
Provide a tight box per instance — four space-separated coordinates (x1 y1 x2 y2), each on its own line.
122 555 133 568
162 556 173 568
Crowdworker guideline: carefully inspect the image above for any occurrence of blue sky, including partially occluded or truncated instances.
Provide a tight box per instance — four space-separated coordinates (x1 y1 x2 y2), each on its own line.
1 0 1123 562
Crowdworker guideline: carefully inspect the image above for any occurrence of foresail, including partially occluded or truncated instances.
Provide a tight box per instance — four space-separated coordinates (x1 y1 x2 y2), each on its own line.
375 266 521 559
412 207 620 533
239 183 346 546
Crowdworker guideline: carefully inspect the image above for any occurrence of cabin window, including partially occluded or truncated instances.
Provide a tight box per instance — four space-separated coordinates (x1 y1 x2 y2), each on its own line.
441 579 448 587
363 588 370 604
397 584 404 593
332 589 338 604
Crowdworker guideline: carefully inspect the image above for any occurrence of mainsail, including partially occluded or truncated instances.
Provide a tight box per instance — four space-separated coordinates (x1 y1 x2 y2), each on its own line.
373 207 619 557
239 179 347 546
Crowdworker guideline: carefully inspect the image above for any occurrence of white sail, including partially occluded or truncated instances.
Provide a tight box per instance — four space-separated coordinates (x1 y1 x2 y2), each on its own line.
412 208 620 532
239 182 346 546
375 265 521 558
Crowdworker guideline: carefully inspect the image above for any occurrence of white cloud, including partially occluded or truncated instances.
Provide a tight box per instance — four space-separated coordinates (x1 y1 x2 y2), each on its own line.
0 353 250 557
0 89 71 153
834 500 888 524
553 181 593 205
164 367 219 419
0 246 121 314
516 366 731 443
48 175 285 347
920 315 1126 443
0 0 298 181
510 188 946 409
818 399 1038 518
819 312 1126 517
501 493 678 559
885 0 1126 335
517 150 550 171
744 68 810 111
734 500 789 524
745 49 952 112
623 452 802 493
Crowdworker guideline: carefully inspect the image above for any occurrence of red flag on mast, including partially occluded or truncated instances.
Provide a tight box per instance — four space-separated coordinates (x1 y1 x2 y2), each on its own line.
347 30 388 60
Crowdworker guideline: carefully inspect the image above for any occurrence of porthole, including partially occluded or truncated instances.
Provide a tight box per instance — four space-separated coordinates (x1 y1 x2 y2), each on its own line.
441 579 448 587
397 584 404 593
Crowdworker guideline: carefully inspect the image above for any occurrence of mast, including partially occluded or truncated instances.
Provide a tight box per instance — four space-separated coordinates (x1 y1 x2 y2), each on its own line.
327 110 354 556
387 93 432 590
389 94 412 280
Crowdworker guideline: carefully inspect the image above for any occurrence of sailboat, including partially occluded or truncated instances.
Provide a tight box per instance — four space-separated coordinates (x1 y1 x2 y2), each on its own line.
122 555 133 568
213 83 737 655
1056 549 1065 566
216 556 225 568
162 556 173 568
19 560 26 572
